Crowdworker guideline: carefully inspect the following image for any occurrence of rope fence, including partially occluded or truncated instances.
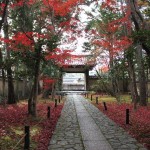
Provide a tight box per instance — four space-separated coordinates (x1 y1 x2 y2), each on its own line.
10 97 62 150
12 133 26 150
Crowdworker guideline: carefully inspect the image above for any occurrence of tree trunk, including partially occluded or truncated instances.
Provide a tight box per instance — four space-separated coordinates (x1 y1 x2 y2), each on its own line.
31 60 40 117
135 44 147 106
2 68 6 97
15 63 19 101
51 82 55 101
28 86 33 114
126 49 139 109
0 49 6 97
128 0 150 56
22 78 28 99
28 45 41 117
4 11 16 104
127 0 148 106
109 51 121 102
7 68 16 104
0 0 9 31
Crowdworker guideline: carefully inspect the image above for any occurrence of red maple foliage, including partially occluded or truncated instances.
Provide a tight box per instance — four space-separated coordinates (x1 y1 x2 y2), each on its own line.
86 0 133 72
42 0 84 16
0 101 64 149
35 103 64 150
42 76 56 90
0 0 83 52
45 48 72 66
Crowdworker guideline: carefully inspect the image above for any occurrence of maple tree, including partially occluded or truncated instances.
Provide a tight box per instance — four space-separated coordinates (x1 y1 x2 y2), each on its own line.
0 0 149 149
0 0 84 116
83 0 149 106
0 0 149 108
85 0 132 102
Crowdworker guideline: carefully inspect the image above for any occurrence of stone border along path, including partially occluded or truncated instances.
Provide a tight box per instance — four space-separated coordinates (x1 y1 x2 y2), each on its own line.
48 94 147 150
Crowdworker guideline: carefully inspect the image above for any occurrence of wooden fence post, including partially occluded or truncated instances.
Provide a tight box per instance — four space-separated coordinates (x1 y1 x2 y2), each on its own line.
55 99 57 107
103 102 107 110
126 109 129 124
96 97 98 104
24 126 30 150
47 106 50 118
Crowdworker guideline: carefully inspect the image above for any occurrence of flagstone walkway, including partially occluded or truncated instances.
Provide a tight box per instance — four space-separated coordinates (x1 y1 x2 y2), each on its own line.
48 94 147 150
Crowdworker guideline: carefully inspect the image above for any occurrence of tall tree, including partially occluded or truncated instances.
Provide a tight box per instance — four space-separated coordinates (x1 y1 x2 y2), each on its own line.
3 9 16 104
128 0 150 57
2 0 83 116
85 0 132 101
126 0 148 106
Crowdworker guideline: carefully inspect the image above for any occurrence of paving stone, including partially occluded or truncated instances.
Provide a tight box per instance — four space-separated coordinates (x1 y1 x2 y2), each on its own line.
63 145 74 149
48 145 63 149
126 143 138 149
48 94 147 150
65 148 75 150
57 141 69 146
53 148 64 150
139 148 148 150
79 95 147 150
120 145 130 148
74 144 84 150
48 95 84 150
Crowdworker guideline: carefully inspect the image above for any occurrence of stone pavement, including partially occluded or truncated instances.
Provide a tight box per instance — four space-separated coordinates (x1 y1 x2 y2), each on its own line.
48 94 147 150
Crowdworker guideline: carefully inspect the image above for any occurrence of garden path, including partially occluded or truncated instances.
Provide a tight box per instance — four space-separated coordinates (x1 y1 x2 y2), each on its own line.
48 94 147 150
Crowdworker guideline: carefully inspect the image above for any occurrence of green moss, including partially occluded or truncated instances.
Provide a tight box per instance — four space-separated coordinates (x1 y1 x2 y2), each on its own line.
30 126 41 136
11 126 41 137
11 127 24 135
87 94 133 103
1 135 12 141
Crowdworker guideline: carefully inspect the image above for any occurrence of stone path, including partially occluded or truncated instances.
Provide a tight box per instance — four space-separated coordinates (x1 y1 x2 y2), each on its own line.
48 94 147 150
48 95 84 150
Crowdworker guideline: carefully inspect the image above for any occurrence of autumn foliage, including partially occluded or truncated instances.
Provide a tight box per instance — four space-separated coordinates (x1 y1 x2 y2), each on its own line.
0 101 64 149
95 102 150 149
42 76 56 90
92 1 132 55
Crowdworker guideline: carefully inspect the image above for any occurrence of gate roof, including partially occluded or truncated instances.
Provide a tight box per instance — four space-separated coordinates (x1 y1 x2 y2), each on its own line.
60 54 95 73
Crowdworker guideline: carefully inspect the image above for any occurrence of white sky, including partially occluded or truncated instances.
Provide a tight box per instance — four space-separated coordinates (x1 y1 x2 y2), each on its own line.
59 2 97 54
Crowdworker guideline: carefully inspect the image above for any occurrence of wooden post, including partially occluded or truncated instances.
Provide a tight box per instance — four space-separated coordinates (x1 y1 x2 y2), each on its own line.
47 106 50 118
103 102 107 110
126 109 129 124
55 99 57 107
96 97 98 104
24 126 30 150
91 95 92 101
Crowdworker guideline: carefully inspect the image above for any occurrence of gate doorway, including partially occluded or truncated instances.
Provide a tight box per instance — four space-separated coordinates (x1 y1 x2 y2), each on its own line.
62 73 86 91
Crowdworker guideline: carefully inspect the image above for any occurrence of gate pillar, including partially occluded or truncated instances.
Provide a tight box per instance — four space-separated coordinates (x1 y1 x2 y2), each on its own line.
85 69 89 91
